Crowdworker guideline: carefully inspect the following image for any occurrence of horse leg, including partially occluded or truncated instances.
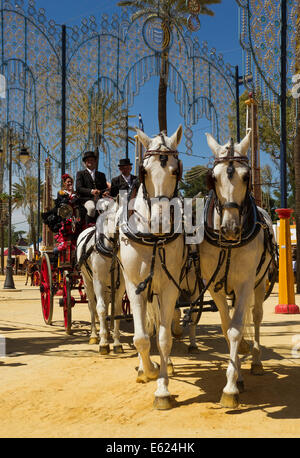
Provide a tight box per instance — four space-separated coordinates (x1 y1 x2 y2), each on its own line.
187 311 199 353
126 283 159 383
94 284 110 355
153 288 178 410
220 286 252 408
209 289 245 394
112 288 124 354
251 281 265 375
81 271 99 345
171 307 183 339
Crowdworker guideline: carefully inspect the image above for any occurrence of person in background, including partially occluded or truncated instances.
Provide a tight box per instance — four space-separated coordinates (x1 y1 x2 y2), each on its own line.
110 158 137 198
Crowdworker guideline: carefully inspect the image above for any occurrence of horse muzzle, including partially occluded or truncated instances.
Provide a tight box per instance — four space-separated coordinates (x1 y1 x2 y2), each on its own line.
220 223 242 241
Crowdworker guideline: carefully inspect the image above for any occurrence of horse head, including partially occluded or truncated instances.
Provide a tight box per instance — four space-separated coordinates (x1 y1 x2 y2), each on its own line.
206 130 251 241
96 197 119 245
136 125 183 199
134 125 183 235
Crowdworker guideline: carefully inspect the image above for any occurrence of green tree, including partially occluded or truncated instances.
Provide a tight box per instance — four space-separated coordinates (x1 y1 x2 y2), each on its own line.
261 164 279 221
118 0 221 133
179 165 208 198
59 78 135 157
228 90 294 202
12 176 43 251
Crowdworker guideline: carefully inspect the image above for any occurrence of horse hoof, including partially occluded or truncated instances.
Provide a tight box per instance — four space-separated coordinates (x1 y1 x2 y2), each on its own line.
188 344 199 354
220 392 239 409
167 363 175 377
238 338 250 355
113 345 124 354
89 337 99 345
251 363 264 375
237 380 245 393
99 345 110 355
153 396 173 410
136 370 148 383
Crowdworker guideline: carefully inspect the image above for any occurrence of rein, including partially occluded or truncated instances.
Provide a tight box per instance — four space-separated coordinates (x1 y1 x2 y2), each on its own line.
122 134 184 299
122 140 183 247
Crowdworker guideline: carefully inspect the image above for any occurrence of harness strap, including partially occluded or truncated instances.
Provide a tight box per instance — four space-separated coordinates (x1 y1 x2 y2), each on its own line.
183 248 226 326
135 242 157 302
213 248 234 295
157 245 182 292
76 228 96 276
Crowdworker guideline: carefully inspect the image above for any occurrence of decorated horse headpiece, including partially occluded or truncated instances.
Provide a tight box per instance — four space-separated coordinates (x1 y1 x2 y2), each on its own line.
206 133 251 193
136 126 183 191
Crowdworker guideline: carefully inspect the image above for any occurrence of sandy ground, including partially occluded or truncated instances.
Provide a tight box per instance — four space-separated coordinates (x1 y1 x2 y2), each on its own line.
0 274 300 439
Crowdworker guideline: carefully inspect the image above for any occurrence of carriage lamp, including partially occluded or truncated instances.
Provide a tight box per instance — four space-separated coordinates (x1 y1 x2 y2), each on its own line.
19 145 30 165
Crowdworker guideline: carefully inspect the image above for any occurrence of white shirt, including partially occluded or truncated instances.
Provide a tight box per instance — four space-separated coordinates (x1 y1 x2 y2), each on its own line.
122 174 132 186
86 167 96 181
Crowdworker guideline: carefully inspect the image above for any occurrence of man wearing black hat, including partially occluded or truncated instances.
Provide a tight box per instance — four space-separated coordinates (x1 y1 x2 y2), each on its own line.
76 151 110 223
110 158 137 198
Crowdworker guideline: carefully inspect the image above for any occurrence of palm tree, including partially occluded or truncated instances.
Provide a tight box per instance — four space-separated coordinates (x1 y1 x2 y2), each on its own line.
54 76 135 163
12 176 43 252
118 0 221 133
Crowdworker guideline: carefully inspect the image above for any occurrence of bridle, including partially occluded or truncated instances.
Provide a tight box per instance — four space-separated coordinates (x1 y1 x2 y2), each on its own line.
139 132 183 200
120 133 183 246
209 139 251 221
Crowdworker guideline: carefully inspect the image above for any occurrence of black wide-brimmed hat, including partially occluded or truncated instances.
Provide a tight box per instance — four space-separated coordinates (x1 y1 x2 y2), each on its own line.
82 151 97 162
118 158 132 167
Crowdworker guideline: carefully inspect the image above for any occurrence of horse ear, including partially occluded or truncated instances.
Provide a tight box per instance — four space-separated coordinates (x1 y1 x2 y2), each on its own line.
205 133 220 156
135 128 151 149
239 129 251 156
170 124 183 149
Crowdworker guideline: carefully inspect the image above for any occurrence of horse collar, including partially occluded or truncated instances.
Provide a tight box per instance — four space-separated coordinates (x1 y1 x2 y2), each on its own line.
204 190 261 248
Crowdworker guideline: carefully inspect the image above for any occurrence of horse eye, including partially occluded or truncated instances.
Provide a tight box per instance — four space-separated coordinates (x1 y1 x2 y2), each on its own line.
243 171 250 183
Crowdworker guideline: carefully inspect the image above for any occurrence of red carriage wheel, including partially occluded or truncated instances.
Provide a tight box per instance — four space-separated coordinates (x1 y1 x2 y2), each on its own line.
40 253 53 325
33 270 40 286
63 271 72 334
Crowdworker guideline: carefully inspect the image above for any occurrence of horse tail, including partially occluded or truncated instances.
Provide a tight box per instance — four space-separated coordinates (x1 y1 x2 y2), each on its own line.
145 296 161 337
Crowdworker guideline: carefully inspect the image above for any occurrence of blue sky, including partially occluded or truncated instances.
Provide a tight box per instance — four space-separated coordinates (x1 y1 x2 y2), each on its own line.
34 0 243 172
11 0 255 231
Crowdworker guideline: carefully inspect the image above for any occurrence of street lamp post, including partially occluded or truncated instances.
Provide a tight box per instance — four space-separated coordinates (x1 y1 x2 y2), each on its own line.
3 129 15 289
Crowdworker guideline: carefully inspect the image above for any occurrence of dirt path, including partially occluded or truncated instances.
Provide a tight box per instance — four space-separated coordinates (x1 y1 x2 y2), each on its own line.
0 275 300 438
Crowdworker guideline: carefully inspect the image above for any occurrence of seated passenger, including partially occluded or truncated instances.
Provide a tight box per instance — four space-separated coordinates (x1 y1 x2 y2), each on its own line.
110 158 137 198
54 174 85 251
42 174 85 256
76 151 110 225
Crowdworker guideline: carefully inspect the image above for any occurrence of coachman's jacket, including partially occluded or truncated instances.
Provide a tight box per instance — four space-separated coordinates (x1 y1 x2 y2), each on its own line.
110 174 137 198
76 169 108 203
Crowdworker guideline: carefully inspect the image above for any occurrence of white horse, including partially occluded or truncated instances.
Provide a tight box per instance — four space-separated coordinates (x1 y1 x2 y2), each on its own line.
119 125 187 410
76 198 125 354
199 131 276 408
